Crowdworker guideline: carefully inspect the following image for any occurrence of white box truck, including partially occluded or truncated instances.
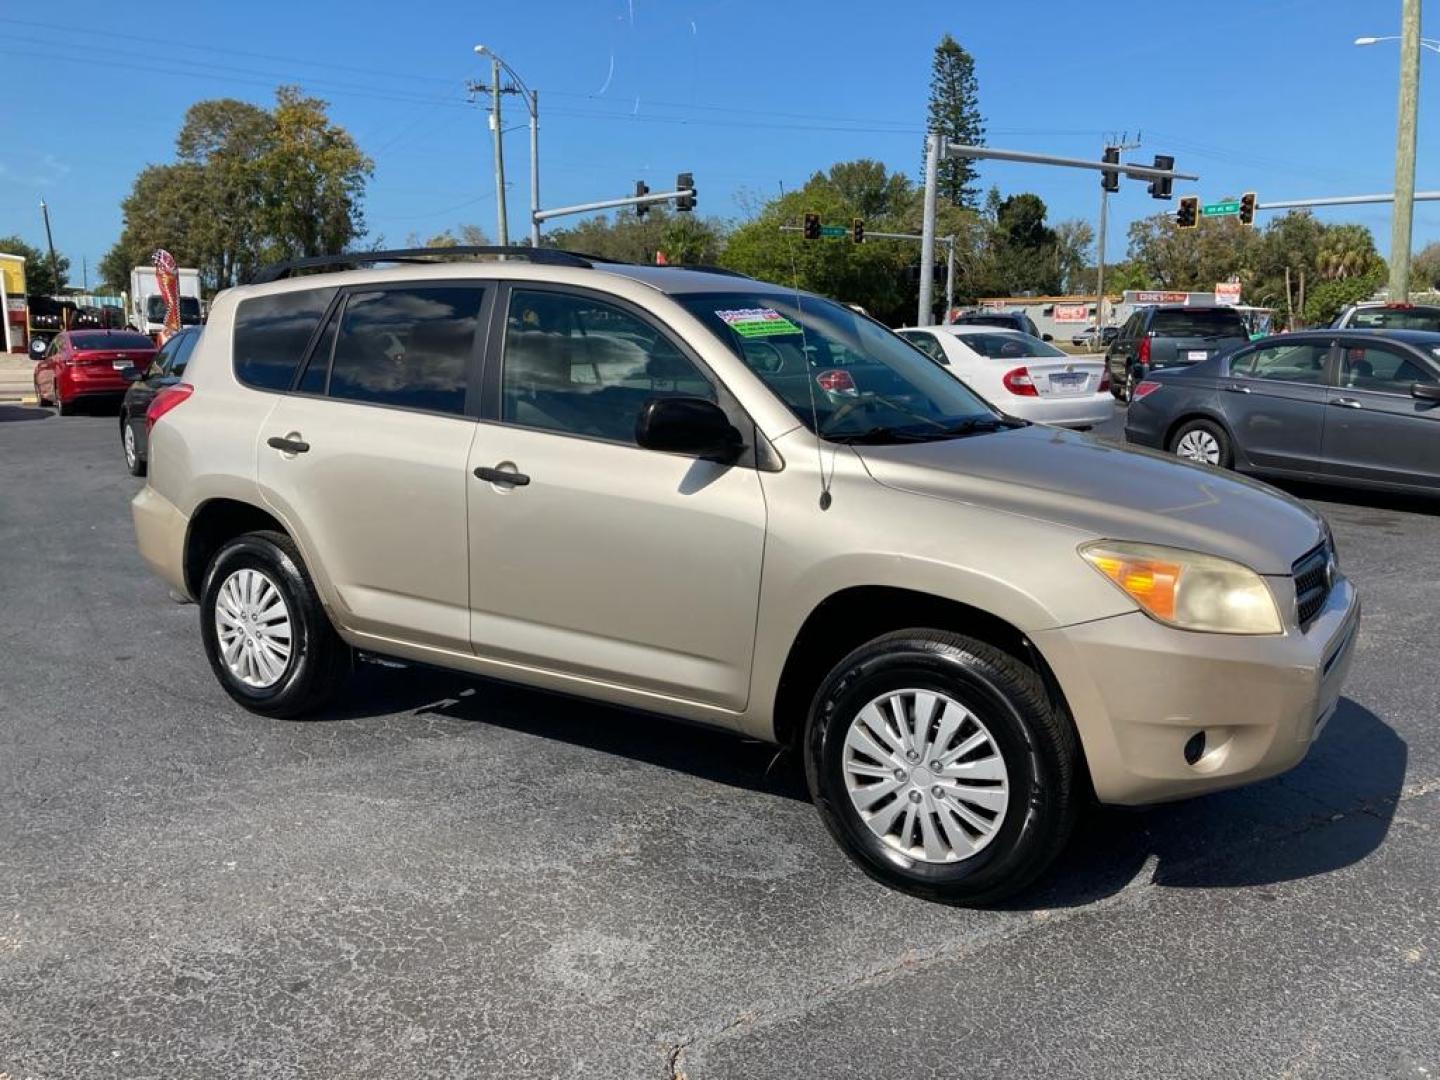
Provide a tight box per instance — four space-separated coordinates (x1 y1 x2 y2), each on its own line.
129 266 202 340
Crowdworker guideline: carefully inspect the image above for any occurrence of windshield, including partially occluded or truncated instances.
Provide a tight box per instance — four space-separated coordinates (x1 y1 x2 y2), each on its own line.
677 292 1011 443
69 332 155 351
1150 308 1248 337
1348 305 1440 331
951 331 1066 359
146 295 202 322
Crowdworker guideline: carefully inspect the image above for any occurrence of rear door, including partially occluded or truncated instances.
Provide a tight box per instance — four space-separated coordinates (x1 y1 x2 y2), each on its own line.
1322 338 1440 488
464 283 766 710
256 282 492 652
1219 339 1333 474
1106 310 1143 383
1148 308 1250 368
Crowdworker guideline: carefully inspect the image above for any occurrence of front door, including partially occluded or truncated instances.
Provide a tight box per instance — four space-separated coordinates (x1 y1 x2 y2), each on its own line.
466 285 767 711
1219 339 1332 473
257 282 490 652
1322 338 1440 488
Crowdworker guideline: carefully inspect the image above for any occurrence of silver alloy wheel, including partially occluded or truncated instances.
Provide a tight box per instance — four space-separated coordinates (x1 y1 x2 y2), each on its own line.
842 689 1010 864
1175 428 1222 465
214 568 293 689
123 421 138 468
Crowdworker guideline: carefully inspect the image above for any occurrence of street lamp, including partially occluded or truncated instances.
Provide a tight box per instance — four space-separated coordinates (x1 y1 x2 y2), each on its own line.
1354 35 1440 54
473 45 541 246
1356 7 1425 300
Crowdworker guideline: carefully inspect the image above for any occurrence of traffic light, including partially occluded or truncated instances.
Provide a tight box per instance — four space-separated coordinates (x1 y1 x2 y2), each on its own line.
675 172 695 212
634 180 650 219
1147 154 1175 199
803 211 821 240
1101 146 1120 193
1238 191 1257 226
1176 196 1199 230
852 217 865 244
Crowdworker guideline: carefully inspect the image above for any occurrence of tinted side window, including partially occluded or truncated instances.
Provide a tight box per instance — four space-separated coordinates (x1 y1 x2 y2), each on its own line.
327 285 482 415
1339 344 1436 392
1235 343 1328 384
502 289 715 444
148 336 180 376
169 331 200 376
296 305 339 396
233 288 336 391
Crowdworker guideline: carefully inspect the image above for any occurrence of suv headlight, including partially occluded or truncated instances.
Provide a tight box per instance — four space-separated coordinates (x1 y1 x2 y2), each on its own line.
1080 541 1283 635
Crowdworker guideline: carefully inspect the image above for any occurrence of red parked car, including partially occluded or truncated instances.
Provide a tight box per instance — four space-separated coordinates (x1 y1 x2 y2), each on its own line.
33 330 157 415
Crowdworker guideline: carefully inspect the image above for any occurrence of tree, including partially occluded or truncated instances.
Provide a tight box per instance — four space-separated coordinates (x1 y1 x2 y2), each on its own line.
102 86 372 292
545 206 724 265
0 234 68 294
1303 274 1383 326
1051 220 1094 294
1413 241 1440 290
1315 224 1384 281
924 34 985 208
1125 213 1259 291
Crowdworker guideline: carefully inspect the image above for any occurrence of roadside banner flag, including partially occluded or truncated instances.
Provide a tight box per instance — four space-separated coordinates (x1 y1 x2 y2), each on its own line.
152 249 181 343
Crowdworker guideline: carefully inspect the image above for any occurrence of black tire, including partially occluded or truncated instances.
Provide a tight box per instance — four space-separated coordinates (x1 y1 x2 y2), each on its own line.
34 379 50 407
199 530 351 718
121 413 147 476
1167 417 1233 469
805 629 1080 906
1107 362 1125 401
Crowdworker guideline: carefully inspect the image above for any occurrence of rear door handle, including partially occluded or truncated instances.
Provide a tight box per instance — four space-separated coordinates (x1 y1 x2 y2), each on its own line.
474 465 530 487
266 435 310 454
1222 383 1251 394
1329 397 1362 409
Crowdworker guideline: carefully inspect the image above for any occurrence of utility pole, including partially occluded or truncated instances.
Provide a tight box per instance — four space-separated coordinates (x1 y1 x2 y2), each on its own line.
1391 0 1422 299
490 58 509 246
918 133 942 325
528 89 540 246
39 199 61 293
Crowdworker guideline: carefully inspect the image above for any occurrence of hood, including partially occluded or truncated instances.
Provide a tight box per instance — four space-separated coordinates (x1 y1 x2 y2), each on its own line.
855 425 1324 575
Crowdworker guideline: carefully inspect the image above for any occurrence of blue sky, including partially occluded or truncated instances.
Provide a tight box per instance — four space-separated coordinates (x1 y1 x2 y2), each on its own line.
1 0 1435 286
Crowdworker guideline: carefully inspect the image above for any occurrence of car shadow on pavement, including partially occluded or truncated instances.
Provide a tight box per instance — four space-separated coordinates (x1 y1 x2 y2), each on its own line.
330 665 1403 907
1010 698 1406 909
1269 478 1440 518
0 404 53 423
331 659 810 802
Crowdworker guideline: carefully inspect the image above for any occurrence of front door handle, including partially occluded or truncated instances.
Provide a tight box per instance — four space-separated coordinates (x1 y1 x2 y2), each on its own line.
1222 383 1251 394
267 435 310 454
1329 397 1362 409
474 465 530 487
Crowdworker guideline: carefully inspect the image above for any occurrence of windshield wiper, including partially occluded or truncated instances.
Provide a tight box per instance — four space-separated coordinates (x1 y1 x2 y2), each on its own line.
936 416 1028 436
826 426 949 445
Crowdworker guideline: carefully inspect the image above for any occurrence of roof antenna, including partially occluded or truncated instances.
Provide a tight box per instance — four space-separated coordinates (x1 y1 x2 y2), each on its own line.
783 223 835 511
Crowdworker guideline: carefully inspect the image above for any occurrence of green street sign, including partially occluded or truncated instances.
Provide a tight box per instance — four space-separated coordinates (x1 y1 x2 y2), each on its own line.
1202 200 1240 217
820 225 848 237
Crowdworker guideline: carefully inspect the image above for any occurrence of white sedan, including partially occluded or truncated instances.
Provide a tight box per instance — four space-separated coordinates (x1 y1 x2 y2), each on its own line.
897 325 1115 429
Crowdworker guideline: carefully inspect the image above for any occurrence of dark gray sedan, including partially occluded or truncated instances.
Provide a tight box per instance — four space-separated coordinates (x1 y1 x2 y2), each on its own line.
1125 329 1440 493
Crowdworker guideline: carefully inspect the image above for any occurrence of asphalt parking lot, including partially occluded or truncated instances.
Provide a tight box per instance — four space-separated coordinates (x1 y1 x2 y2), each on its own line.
2 402 1437 1079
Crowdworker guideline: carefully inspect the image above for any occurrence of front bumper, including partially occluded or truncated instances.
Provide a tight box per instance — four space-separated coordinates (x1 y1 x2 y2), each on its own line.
1008 392 1116 429
132 485 192 599
1034 575 1360 805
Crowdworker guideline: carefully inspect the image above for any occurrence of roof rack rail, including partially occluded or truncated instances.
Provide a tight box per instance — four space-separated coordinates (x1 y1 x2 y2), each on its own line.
248 246 594 284
656 264 752 278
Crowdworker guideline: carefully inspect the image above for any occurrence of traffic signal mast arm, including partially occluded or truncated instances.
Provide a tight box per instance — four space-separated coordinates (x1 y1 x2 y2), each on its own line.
532 179 698 224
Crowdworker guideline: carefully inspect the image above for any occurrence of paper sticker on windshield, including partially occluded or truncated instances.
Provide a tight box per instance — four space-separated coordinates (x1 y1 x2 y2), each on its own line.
716 308 801 338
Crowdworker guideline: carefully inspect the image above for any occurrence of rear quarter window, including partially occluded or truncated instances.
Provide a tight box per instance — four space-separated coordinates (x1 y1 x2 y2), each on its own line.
1346 306 1440 331
233 288 337 391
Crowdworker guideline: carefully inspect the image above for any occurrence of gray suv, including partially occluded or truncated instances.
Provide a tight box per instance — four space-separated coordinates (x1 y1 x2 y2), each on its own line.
1107 305 1251 401
132 247 1359 905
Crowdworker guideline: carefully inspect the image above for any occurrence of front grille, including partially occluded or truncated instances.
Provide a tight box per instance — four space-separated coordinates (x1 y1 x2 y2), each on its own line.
1292 541 1333 627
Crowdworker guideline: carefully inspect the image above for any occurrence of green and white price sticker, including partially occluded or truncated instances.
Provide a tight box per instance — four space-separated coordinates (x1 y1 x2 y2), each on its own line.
716 308 802 338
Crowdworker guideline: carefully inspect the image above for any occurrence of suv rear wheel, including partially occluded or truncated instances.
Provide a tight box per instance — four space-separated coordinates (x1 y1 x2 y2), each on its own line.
805 630 1079 906
199 530 351 717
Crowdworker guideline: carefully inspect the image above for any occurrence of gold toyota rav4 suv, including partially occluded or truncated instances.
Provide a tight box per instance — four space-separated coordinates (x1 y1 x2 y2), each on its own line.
133 249 1359 904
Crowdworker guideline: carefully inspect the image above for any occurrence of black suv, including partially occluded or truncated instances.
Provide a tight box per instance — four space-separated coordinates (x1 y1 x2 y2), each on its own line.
1105 304 1250 401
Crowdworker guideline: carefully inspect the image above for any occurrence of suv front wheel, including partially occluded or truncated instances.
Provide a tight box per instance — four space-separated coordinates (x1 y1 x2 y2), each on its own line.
199 530 351 718
805 630 1080 906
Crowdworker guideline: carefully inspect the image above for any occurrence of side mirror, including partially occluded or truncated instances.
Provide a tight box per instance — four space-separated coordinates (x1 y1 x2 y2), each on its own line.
635 396 743 462
1411 382 1440 402
1041 333 1054 342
